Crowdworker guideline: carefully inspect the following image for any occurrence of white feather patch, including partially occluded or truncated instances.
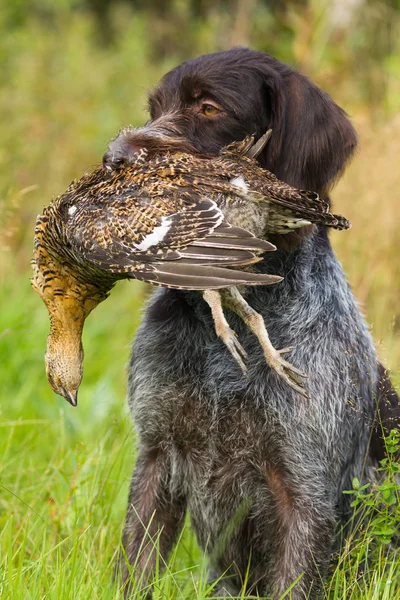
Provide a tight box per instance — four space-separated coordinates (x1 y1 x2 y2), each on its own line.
291 219 312 228
136 216 172 251
230 176 248 193
68 205 77 216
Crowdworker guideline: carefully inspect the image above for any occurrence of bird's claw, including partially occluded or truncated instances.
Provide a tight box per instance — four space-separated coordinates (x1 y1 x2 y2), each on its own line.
277 348 308 379
219 326 248 375
269 349 309 398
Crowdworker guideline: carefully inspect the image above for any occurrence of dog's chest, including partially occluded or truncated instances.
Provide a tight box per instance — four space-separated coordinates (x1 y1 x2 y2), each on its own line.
129 291 278 452
131 344 259 452
133 369 280 482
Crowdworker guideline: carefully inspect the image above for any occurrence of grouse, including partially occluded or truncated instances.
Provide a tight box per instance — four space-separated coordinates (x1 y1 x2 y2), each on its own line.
31 133 350 405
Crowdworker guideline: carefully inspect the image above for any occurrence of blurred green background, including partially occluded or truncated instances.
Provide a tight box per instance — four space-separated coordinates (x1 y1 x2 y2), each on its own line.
0 1 399 598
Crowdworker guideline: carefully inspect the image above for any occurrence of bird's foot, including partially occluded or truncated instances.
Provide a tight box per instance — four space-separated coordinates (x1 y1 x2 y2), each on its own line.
217 322 248 375
203 289 248 375
265 346 308 398
220 287 309 395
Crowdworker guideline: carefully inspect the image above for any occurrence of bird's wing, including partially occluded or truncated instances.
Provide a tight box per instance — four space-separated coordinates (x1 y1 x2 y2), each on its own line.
64 186 275 286
173 151 351 232
150 164 351 232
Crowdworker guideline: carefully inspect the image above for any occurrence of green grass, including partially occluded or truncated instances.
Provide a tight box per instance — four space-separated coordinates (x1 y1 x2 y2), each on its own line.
0 272 399 599
0 276 212 599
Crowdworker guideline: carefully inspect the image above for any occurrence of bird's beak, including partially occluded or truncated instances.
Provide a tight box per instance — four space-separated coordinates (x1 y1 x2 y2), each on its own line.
63 389 78 407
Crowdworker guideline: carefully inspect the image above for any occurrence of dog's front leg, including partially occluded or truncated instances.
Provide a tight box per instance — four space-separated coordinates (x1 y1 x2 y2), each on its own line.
120 445 186 598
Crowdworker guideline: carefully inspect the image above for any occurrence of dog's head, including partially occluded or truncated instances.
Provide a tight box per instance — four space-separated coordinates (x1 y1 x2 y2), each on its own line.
105 47 357 198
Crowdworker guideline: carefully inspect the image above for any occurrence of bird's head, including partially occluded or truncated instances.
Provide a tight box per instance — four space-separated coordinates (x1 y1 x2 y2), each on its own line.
41 287 110 406
45 317 84 407
43 293 94 406
32 209 113 407
32 262 108 406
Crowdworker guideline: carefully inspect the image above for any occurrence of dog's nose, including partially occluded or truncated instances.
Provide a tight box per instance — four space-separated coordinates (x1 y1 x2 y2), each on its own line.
103 139 146 169
102 150 122 168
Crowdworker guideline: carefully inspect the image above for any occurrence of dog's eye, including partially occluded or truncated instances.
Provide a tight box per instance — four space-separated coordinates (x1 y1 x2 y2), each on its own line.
202 104 220 117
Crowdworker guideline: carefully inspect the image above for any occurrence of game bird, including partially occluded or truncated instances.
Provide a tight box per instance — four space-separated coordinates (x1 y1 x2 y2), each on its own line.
31 132 350 406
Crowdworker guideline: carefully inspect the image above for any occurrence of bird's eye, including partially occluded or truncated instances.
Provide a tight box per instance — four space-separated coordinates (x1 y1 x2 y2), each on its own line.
201 104 220 117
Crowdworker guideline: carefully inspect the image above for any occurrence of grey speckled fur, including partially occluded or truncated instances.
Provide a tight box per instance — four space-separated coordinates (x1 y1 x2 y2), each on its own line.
122 229 377 599
108 48 388 599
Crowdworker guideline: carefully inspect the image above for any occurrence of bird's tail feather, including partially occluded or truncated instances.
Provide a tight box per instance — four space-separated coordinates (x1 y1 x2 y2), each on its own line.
130 262 283 290
191 236 275 251
178 245 263 265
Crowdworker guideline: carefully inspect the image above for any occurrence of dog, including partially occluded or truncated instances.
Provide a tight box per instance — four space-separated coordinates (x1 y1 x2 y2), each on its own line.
104 47 400 599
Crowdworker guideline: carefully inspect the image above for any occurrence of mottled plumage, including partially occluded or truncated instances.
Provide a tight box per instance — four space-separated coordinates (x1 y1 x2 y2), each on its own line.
32 134 350 404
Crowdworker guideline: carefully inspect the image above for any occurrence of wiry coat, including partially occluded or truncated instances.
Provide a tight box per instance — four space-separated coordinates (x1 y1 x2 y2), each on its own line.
128 234 376 598
104 48 396 599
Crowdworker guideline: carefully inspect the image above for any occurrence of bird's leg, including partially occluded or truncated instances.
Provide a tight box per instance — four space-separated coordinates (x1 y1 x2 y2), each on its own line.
221 287 308 397
203 289 248 374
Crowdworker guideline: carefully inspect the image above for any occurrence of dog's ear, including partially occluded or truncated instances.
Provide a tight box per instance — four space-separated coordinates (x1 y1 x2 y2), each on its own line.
259 67 357 196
